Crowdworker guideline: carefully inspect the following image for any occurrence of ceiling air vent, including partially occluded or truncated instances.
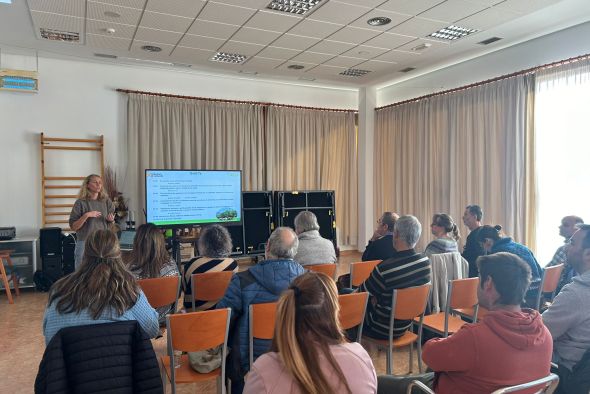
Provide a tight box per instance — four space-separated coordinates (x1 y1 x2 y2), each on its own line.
40 28 79 42
399 67 415 73
340 69 371 77
94 53 117 59
478 37 503 45
267 0 322 15
210 52 248 64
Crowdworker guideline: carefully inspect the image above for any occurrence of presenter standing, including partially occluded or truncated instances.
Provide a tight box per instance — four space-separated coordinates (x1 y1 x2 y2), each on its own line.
69 174 115 269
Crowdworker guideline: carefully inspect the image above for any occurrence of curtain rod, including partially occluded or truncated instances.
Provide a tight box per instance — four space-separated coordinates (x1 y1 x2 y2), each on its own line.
376 52 590 111
116 89 357 113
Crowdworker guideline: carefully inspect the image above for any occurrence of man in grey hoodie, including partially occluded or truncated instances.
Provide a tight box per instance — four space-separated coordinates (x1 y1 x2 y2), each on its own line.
543 223 590 371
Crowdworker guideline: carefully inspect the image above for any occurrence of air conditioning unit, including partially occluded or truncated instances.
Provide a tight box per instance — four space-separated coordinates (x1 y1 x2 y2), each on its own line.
0 69 39 93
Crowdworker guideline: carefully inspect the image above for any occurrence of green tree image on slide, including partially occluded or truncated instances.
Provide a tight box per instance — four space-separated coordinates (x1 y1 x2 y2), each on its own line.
216 208 238 221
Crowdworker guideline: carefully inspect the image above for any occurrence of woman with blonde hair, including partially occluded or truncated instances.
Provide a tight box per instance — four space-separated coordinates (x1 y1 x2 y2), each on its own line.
424 213 460 257
244 272 377 394
69 174 115 269
43 229 159 344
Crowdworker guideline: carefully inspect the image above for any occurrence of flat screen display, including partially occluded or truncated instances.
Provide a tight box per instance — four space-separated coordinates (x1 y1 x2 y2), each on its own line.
145 169 242 227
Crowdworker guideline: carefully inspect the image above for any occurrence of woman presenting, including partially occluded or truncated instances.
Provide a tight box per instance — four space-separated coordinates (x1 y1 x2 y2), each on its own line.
69 174 115 269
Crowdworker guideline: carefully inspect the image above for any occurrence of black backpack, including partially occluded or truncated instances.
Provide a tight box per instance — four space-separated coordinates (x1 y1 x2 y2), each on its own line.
33 270 54 292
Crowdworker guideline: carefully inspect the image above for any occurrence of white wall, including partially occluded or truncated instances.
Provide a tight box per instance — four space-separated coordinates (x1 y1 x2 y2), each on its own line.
0 53 358 237
377 21 590 106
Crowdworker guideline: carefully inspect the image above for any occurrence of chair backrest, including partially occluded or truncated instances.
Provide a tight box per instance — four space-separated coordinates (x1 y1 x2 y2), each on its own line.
338 292 369 342
350 260 381 287
447 277 479 310
191 271 233 310
307 263 337 279
535 264 564 310
391 284 431 321
138 275 180 310
490 373 559 394
249 302 278 369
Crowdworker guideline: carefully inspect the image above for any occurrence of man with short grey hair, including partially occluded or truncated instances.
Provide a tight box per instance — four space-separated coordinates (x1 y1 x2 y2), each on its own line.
217 227 305 393
293 211 336 266
360 215 431 339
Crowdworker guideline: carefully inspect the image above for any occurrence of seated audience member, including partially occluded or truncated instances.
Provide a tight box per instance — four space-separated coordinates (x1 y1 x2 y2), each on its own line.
478 225 543 304
217 227 305 394
362 212 399 261
360 215 431 339
182 224 237 310
461 204 484 277
421 252 553 393
293 211 337 266
547 215 584 294
424 213 460 257
244 272 377 394
542 224 590 375
43 229 159 345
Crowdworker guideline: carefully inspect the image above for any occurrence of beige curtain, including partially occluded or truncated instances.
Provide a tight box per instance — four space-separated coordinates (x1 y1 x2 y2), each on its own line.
266 107 358 246
375 74 535 251
127 94 265 223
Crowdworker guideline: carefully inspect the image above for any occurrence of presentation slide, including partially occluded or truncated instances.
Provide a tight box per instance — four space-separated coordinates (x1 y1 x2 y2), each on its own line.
146 169 242 226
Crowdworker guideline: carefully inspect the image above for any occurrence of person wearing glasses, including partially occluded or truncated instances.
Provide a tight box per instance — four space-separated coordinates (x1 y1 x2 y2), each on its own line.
361 212 399 261
547 215 584 294
69 174 115 270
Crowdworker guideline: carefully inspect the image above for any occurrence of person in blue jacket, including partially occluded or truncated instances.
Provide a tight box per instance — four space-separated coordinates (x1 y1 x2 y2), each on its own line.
478 224 543 306
217 226 305 394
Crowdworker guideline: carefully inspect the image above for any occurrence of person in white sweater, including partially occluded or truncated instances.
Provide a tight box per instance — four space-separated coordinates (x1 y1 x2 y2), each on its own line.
293 211 336 266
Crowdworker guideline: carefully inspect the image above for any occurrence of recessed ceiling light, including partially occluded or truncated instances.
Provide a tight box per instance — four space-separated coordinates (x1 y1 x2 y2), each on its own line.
287 64 305 70
104 11 120 18
210 52 248 64
104 28 116 35
40 28 80 42
367 17 391 27
267 0 322 15
340 69 371 77
428 25 478 41
141 45 162 52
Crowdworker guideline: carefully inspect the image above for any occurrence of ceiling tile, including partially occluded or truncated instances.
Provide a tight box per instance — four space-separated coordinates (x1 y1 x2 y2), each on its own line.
86 20 136 39
87 2 143 26
341 44 389 59
271 34 320 50
363 32 416 49
257 46 301 60
327 26 381 44
130 40 175 56
178 34 226 51
276 61 318 73
170 46 216 63
213 0 271 9
395 37 449 51
231 27 282 46
288 19 343 39
374 49 420 63
309 1 372 25
377 0 446 16
198 2 257 25
307 40 356 55
134 27 183 45
140 11 194 33
86 34 131 51
219 40 266 56
349 9 411 31
389 17 449 37
309 64 347 76
241 56 285 71
336 0 389 7
290 51 334 64
28 0 85 18
145 0 206 17
494 0 561 13
31 11 84 39
245 10 302 32
92 0 146 9
456 6 520 30
323 56 364 68
419 0 489 23
187 20 240 40
355 59 397 72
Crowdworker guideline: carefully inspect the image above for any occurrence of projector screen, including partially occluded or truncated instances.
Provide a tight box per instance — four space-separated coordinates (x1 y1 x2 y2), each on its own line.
145 169 242 227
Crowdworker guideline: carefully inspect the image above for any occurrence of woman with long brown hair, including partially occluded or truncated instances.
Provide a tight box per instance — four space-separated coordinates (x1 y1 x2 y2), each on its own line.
43 229 159 344
244 272 377 394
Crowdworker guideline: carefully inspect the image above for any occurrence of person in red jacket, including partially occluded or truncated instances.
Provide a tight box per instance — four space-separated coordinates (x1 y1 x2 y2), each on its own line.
422 252 553 393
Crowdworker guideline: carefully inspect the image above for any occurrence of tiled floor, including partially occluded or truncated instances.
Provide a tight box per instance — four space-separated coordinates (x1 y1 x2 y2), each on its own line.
0 252 419 393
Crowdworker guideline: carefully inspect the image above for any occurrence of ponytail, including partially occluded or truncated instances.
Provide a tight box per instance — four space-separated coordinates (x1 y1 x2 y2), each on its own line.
451 224 461 241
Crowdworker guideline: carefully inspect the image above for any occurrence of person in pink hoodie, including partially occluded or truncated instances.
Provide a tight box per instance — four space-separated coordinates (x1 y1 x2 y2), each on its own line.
244 272 377 394
422 252 553 393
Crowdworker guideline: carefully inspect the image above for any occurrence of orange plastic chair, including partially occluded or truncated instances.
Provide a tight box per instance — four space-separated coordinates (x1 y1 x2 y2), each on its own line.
419 278 479 338
350 260 381 287
535 264 564 311
364 283 431 375
0 250 19 304
307 263 337 280
338 292 369 342
455 305 489 322
191 271 234 311
161 308 231 394
138 276 180 311
248 302 278 369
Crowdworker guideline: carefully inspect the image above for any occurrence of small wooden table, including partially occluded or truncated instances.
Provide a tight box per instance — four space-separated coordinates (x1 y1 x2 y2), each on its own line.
0 249 20 304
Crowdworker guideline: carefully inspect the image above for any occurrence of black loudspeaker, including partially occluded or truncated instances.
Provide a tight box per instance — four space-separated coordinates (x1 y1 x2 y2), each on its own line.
225 224 245 256
243 192 273 255
62 234 76 275
40 227 62 256
43 255 63 282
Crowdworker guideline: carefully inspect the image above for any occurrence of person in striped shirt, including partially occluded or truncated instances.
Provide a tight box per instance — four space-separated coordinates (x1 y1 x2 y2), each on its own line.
360 215 431 339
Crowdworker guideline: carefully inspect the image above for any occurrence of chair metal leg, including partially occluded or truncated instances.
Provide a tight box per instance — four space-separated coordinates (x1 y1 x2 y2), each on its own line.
418 324 424 373
387 344 393 375
409 342 414 374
